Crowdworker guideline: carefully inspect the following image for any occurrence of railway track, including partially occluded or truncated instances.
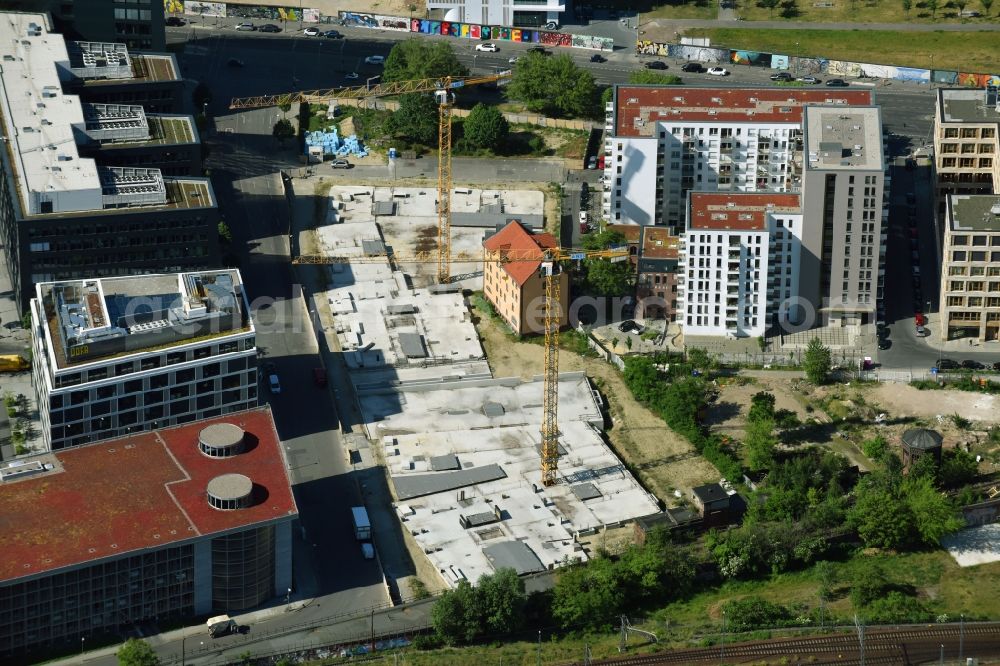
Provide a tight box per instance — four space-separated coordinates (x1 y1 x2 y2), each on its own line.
586 622 1000 665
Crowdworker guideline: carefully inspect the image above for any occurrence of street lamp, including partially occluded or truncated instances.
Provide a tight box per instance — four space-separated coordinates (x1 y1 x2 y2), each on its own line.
80 636 85 655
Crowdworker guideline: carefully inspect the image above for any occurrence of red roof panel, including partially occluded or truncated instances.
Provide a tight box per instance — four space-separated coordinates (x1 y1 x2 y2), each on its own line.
0 408 296 582
689 192 801 231
614 86 873 137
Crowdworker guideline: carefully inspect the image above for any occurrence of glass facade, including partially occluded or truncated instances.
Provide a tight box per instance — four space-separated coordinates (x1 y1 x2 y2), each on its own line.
211 526 276 611
0 546 194 656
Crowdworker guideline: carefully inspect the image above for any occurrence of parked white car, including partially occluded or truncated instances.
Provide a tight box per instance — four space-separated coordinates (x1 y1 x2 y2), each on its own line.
303 26 320 36
364 55 385 65
475 42 498 52
707 66 730 76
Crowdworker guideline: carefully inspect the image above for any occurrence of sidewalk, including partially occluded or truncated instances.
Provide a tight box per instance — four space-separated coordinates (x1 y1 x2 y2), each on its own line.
639 16 1000 40
918 311 1000 355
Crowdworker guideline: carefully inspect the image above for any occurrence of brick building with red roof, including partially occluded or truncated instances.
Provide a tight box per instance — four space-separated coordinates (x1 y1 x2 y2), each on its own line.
0 408 297 657
482 221 569 335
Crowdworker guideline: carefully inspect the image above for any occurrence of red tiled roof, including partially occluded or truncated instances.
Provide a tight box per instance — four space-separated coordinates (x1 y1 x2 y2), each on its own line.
614 86 873 137
641 227 680 259
689 192 801 231
483 221 558 286
0 408 297 583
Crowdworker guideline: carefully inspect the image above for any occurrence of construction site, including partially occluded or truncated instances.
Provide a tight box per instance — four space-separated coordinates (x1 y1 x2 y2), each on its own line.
299 182 661 589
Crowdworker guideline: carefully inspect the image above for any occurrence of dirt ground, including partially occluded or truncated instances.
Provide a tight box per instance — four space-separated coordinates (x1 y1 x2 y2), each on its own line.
474 313 720 503
874 383 1000 426
703 375 813 439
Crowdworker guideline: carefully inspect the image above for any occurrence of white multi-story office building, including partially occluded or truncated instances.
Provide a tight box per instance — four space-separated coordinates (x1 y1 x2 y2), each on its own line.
30 270 257 450
427 0 565 27
602 86 874 232
680 192 802 337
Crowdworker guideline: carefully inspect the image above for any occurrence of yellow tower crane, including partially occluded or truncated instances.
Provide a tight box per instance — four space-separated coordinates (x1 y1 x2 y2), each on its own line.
230 72 512 283
293 246 629 486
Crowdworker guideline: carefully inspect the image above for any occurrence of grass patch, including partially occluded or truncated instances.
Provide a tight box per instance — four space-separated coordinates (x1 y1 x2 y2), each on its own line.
737 0 997 25
644 0 718 20
680 28 1000 72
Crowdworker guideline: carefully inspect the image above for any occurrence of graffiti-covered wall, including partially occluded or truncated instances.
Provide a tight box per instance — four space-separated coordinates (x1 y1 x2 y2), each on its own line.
636 39 999 88
340 11 612 52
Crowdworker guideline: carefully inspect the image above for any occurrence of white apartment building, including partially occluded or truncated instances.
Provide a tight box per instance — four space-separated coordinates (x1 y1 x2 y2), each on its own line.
427 0 565 27
30 270 257 450
680 192 803 337
602 86 875 233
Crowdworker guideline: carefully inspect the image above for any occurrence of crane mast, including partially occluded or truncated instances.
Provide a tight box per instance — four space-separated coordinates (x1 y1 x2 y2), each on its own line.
435 88 453 284
540 257 561 487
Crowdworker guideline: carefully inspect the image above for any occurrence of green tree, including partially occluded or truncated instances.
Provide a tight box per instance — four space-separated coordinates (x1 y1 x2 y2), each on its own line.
902 474 964 545
862 435 888 462
926 0 938 15
938 448 979 488
803 337 832 384
955 0 968 15
660 377 707 438
686 347 716 371
722 597 791 631
744 416 777 471
815 560 837 601
390 94 439 145
383 39 468 83
623 356 661 404
552 556 624 630
760 0 781 15
600 86 613 108
581 229 625 251
462 103 509 151
627 70 683 85
117 638 159 666
747 391 776 424
272 118 295 144
848 480 912 549
476 568 526 635
431 579 481 644
981 0 994 16
902 0 912 15
507 53 597 118
585 259 632 296
850 561 889 607
217 220 232 244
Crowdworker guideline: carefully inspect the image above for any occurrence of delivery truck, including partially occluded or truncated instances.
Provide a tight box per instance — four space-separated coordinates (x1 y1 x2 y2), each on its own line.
351 506 371 541
206 614 237 638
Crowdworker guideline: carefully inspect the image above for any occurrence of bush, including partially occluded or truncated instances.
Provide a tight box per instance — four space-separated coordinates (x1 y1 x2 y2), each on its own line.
862 435 888 462
722 597 792 632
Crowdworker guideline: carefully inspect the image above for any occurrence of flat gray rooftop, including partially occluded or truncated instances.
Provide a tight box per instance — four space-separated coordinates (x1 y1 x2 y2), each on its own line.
949 194 1000 232
940 88 1000 124
804 106 883 171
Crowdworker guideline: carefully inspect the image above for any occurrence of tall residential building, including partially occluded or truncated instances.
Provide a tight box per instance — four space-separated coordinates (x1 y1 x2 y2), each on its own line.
30 270 257 450
0 408 296 658
602 86 874 232
680 192 802 337
799 106 887 325
482 220 569 335
0 14 217 311
933 87 999 217
428 0 565 27
938 195 1000 342
635 227 680 321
